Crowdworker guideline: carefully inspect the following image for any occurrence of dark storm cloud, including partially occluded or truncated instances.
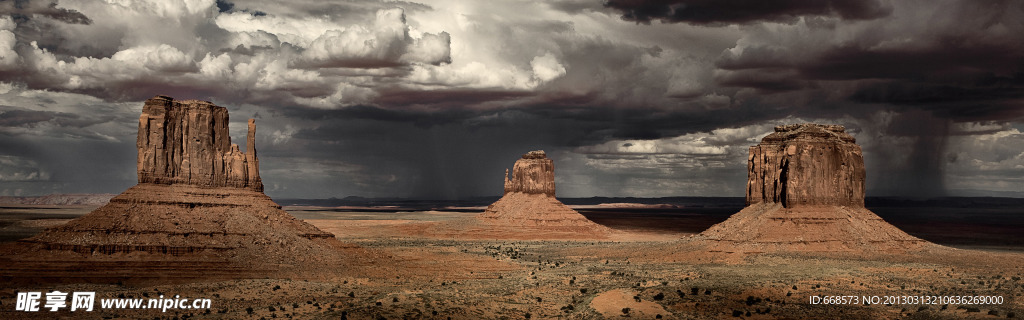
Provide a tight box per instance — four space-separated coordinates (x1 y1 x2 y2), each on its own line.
713 68 805 92
0 0 92 25
0 105 118 129
277 103 477 129
1 0 1022 198
275 96 780 153
713 0 1024 122
604 0 890 25
849 77 1024 122
690 0 1024 197
0 108 54 126
216 0 235 13
720 39 1024 121
802 43 1020 81
547 0 608 14
374 89 533 108
863 110 951 197
231 0 433 18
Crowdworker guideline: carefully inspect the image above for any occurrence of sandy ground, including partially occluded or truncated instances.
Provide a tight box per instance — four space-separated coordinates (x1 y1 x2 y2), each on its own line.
0 205 1021 319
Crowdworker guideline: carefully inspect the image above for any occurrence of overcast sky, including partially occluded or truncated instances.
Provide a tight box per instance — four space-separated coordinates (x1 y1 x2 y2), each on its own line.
0 0 1022 199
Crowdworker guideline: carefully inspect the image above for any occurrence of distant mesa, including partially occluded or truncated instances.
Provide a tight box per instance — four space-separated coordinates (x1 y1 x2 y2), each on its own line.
469 151 611 238
2 95 372 282
411 150 611 240
697 124 929 253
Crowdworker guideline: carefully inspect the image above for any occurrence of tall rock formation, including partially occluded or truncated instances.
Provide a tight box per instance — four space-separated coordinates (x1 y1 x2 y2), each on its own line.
504 150 556 196
746 124 864 207
137 95 262 191
697 124 927 253
430 151 611 239
4 95 371 282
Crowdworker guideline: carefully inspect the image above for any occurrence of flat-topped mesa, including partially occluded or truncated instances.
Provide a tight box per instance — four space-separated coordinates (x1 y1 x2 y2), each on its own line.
137 95 263 191
503 150 556 197
747 123 865 207
697 123 928 253
444 149 610 239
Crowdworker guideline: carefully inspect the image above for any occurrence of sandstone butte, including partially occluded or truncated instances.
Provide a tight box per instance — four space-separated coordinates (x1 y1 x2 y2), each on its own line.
2 96 377 282
468 150 612 238
696 124 929 253
407 150 611 239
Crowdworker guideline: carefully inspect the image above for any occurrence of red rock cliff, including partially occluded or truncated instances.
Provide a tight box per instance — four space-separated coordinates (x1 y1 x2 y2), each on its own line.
503 150 556 196
746 124 865 207
136 95 263 191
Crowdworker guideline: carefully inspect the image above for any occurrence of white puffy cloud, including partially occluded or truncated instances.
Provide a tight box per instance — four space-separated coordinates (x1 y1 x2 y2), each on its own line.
401 31 451 65
4 1 454 108
299 8 408 67
216 7 451 69
23 42 196 90
0 16 17 66
405 61 533 90
198 52 233 79
8 0 735 111
108 44 195 72
215 11 337 47
530 52 566 83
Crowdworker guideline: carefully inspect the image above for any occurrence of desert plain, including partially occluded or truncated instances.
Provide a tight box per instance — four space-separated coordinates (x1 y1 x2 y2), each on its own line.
1 197 1023 320
0 100 1021 320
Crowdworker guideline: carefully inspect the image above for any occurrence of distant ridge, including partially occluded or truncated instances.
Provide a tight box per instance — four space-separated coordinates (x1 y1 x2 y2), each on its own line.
0 194 116 206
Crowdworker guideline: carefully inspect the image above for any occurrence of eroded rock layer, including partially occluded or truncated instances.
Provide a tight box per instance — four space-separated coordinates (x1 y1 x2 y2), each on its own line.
747 124 865 207
697 123 927 253
137 95 262 191
504 150 556 197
